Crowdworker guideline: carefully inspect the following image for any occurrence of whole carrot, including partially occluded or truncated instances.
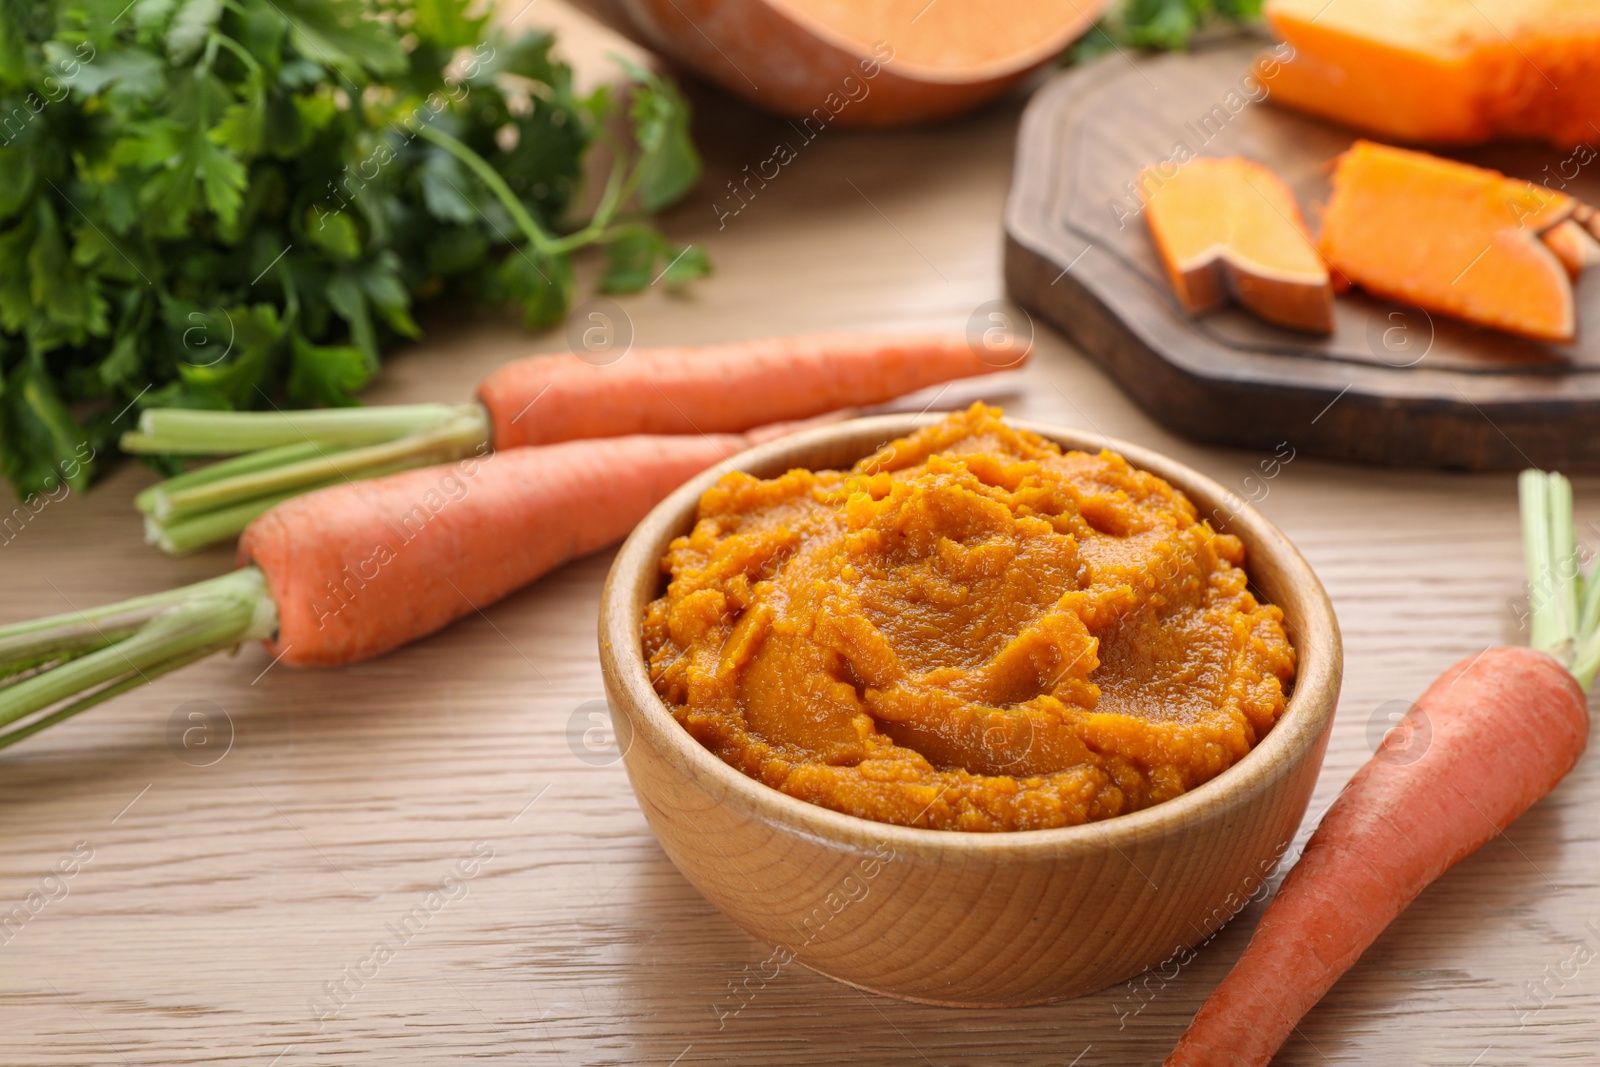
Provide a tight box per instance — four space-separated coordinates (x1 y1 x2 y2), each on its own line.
1167 471 1596 1066
243 433 748 666
0 429 766 744
123 332 1025 552
1167 648 1585 1065
478 332 1021 448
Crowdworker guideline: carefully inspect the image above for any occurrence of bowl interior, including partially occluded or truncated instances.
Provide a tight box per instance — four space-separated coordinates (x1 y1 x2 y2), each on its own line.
600 414 1341 858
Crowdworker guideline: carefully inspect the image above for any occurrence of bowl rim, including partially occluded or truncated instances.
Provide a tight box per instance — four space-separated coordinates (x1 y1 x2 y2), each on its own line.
599 414 1342 859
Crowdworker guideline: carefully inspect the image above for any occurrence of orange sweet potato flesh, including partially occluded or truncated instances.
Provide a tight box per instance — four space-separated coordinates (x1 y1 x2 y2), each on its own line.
1140 157 1334 333
1263 0 1600 148
1321 142 1577 343
588 0 1105 127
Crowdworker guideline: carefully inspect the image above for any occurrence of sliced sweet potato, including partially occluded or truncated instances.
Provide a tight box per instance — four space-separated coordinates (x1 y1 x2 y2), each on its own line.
1544 219 1600 278
1262 0 1600 148
1321 142 1577 343
1139 157 1334 334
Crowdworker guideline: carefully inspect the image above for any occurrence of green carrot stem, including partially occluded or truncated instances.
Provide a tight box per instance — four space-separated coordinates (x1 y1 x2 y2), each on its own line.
1571 547 1600 691
1521 471 1566 660
125 405 490 554
149 416 486 522
1573 637 1600 693
1 611 156 679
121 402 484 456
1577 566 1600 656
1549 473 1579 639
0 644 220 750
0 568 276 734
147 455 428 555
0 571 256 666
1518 469 1599 690
136 441 329 514
148 488 313 556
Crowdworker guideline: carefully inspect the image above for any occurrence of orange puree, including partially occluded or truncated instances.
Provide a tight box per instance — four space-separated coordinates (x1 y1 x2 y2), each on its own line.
643 406 1296 832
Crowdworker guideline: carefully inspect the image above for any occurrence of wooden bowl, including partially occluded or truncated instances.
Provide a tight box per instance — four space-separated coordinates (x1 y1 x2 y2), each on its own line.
598 416 1341 1006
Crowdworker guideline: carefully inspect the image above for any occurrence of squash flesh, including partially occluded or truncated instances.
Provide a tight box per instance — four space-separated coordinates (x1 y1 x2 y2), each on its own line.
1264 0 1600 147
1321 141 1577 343
767 0 1103 78
1140 157 1334 334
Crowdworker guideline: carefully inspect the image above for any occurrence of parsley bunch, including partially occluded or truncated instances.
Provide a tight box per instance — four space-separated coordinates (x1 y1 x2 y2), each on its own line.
0 0 705 502
1072 0 1265 57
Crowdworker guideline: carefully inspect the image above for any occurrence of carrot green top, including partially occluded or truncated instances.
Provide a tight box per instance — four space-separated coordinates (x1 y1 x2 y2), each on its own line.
0 570 278 749
1520 470 1600 691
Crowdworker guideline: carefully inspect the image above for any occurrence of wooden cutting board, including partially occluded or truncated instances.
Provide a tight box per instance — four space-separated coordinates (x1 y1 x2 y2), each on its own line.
1004 36 1600 471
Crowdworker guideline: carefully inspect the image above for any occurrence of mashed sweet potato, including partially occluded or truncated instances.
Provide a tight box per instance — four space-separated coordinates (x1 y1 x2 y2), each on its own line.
643 406 1295 832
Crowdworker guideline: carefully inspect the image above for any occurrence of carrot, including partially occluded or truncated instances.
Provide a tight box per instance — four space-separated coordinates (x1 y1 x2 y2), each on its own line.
243 433 748 666
0 427 771 743
1166 648 1586 1065
1167 470 1595 1066
122 332 1025 553
478 332 1025 449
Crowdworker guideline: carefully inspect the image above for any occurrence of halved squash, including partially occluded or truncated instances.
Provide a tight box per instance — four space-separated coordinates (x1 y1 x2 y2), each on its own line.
1140 157 1334 334
1321 142 1577 343
1262 0 1600 148
569 0 1107 126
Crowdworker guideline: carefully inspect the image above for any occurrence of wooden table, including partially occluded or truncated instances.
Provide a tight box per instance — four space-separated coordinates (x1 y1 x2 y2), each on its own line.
4 8 1597 1065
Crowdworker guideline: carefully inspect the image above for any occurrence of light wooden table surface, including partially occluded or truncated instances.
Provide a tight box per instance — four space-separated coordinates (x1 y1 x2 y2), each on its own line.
4 8 1598 1066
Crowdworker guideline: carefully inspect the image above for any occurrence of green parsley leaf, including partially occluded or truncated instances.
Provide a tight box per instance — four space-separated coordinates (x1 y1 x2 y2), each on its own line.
662 243 710 289
496 246 572 331
0 359 95 498
287 331 372 407
599 225 666 294
619 58 702 212
0 0 707 502
1073 0 1265 57
166 0 223 63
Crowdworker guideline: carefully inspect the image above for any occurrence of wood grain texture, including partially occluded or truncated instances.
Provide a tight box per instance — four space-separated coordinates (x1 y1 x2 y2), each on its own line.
1004 37 1600 471
2 5 1599 1064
